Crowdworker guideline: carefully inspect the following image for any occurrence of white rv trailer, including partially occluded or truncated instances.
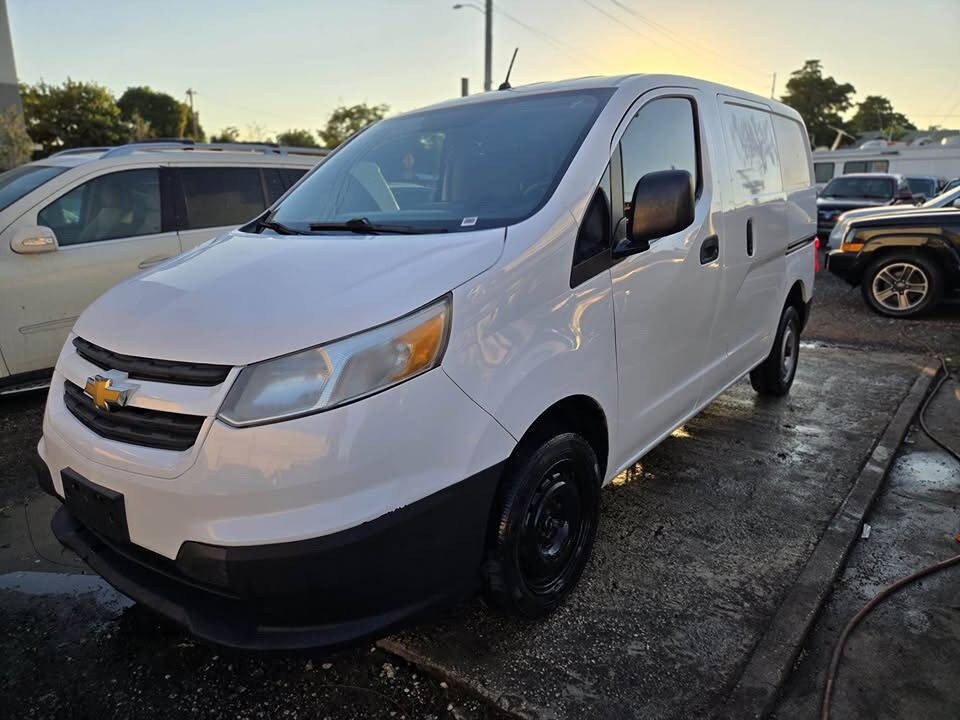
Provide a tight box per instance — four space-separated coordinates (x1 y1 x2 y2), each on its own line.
813 143 960 189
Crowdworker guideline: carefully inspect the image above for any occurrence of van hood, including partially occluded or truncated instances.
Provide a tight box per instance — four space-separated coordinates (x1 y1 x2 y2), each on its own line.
73 228 505 366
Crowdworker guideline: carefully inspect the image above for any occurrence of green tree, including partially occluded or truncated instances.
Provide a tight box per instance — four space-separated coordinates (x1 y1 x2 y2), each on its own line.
210 126 240 143
848 95 916 140
117 86 187 138
0 108 33 170
21 79 127 156
276 128 318 147
780 60 855 148
318 103 388 149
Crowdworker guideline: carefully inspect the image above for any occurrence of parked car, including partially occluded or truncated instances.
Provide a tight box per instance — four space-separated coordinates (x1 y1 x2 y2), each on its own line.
904 175 944 202
36 75 816 649
944 177 960 193
826 207 959 317
817 173 913 238
0 142 325 393
825 184 960 248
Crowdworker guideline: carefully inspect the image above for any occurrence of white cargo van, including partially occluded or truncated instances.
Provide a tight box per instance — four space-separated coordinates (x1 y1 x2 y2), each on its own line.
36 75 816 649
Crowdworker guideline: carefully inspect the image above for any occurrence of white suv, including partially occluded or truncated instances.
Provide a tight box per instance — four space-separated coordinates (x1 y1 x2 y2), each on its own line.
0 143 325 392
37 76 815 649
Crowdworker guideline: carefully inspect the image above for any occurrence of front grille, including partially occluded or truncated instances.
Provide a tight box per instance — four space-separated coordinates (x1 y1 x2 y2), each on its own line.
64 380 205 451
73 337 230 387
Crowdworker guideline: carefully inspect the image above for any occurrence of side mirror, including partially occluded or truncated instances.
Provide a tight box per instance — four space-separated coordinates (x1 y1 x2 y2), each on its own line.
895 188 914 203
10 225 58 254
613 170 694 258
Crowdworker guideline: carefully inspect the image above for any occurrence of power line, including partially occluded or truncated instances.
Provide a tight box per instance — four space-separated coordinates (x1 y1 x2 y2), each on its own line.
600 0 770 82
579 0 669 51
494 6 605 66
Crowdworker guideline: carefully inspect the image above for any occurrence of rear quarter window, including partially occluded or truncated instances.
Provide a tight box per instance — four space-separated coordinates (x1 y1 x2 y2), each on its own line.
721 103 783 204
772 115 812 190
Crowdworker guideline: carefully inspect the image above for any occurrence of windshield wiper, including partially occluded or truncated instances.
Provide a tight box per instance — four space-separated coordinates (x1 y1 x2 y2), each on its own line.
253 216 303 235
308 217 446 235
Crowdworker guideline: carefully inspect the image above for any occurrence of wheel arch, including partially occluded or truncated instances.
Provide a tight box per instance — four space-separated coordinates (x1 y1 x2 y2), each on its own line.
509 394 610 482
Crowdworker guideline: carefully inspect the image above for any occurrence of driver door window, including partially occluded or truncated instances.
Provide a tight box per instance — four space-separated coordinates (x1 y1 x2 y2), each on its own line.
38 169 162 246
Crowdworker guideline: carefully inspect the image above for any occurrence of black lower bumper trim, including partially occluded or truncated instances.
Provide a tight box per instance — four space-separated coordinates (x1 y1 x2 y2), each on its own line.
31 449 57 498
826 249 861 285
52 461 505 650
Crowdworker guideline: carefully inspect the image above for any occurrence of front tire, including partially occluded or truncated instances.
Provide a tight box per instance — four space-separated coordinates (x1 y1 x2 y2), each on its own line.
482 432 600 619
750 305 801 396
861 253 940 318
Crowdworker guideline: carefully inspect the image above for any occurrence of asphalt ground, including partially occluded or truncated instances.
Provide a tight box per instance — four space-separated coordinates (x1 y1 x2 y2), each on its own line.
0 265 957 720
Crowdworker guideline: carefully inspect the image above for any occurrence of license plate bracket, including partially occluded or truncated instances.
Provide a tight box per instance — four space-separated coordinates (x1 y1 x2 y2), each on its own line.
61 468 130 545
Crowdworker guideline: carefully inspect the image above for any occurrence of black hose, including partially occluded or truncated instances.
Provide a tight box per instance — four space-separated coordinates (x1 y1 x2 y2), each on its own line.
821 357 960 720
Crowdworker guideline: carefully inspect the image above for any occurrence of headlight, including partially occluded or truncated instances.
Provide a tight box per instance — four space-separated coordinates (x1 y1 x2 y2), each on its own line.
218 295 451 427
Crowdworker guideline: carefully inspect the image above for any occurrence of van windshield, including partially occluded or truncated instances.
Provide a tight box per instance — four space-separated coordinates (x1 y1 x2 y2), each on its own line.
821 176 895 200
271 89 613 234
0 165 67 211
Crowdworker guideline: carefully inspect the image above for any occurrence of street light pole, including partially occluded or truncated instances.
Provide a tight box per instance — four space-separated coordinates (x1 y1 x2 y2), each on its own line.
453 2 492 92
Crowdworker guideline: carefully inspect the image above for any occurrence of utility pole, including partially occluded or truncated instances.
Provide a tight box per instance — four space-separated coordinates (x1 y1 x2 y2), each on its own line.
484 0 492 92
185 88 198 138
770 72 776 100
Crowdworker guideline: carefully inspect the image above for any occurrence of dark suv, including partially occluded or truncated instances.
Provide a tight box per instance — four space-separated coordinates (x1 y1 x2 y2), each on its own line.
826 207 960 317
817 173 913 238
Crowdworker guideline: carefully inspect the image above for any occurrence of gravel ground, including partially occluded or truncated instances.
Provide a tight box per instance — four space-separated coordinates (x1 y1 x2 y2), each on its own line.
808 250 960 355
0 577 509 720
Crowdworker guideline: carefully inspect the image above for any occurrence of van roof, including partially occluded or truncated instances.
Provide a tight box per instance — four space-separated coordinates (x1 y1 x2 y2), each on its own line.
405 73 802 122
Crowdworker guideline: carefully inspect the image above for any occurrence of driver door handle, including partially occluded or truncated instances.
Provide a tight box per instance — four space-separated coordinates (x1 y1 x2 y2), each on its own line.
700 235 719 265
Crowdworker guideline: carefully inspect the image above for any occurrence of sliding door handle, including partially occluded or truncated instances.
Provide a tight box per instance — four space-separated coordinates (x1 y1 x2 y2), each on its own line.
700 234 719 265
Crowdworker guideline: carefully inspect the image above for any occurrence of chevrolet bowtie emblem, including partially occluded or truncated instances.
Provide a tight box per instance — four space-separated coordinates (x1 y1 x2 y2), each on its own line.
83 371 137 411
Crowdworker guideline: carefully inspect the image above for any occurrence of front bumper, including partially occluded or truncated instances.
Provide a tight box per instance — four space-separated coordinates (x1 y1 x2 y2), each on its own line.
50 461 504 650
825 249 861 285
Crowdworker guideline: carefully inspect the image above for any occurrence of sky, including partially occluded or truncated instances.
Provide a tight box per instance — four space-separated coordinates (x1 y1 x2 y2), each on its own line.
7 0 960 140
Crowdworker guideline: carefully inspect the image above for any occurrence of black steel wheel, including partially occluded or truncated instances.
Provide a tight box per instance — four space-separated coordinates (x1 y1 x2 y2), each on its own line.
483 432 600 618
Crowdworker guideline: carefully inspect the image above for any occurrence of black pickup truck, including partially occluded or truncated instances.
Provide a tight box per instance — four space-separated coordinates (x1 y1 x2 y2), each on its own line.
826 208 960 317
817 173 914 239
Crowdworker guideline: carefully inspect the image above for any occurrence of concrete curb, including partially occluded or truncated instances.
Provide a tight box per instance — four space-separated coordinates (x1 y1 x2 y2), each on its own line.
718 363 938 720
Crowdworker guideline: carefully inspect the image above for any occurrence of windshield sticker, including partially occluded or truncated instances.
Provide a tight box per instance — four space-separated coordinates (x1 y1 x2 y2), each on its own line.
460 216 478 227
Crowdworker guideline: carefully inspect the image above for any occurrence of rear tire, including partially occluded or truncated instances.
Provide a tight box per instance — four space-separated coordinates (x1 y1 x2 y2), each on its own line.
861 252 940 318
750 305 801 396
482 432 600 619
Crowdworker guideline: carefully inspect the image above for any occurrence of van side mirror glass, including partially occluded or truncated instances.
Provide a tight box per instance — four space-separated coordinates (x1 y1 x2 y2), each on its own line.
10 225 59 254
613 170 694 258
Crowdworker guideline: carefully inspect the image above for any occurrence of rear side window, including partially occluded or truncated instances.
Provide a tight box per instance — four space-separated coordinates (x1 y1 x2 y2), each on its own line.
773 115 812 190
843 160 889 174
814 162 835 184
620 97 699 201
722 103 783 204
179 167 266 229
263 168 286 205
281 168 307 188
0 165 66 211
38 169 162 246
